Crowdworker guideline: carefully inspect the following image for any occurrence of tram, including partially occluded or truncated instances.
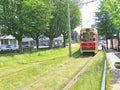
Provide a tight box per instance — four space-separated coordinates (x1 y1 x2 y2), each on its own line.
80 28 98 54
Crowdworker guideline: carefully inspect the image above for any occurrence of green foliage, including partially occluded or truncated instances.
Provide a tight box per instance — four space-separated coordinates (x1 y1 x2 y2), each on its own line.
21 0 53 50
0 0 81 50
70 1 81 30
95 1 116 38
44 0 81 48
103 0 120 29
44 0 68 48
0 0 25 53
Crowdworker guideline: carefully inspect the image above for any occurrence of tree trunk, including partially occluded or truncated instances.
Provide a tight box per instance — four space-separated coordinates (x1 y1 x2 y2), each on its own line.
111 39 113 49
49 38 54 49
18 40 23 54
35 37 39 50
63 35 66 47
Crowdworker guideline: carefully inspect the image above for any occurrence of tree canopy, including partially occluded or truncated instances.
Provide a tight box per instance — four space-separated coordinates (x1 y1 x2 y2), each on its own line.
95 0 117 39
0 0 82 52
44 0 81 48
0 0 25 53
21 0 53 50
103 0 120 29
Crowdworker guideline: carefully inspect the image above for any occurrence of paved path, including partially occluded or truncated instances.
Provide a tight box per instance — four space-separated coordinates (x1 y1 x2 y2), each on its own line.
106 49 120 90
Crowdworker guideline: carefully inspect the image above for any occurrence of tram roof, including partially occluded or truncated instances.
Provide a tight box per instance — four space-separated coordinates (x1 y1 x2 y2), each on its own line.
80 28 97 33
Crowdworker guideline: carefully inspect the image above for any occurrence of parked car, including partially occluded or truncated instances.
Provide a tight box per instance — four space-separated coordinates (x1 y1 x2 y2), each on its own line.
0 46 9 51
22 45 34 49
0 45 18 51
6 45 18 51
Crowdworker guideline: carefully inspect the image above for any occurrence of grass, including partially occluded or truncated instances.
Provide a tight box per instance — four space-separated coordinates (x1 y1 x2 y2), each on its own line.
0 47 70 67
22 56 91 90
106 60 112 90
0 44 93 90
69 51 105 90
0 45 106 90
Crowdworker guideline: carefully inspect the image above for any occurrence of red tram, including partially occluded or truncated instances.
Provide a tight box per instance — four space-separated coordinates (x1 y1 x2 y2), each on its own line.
80 28 98 54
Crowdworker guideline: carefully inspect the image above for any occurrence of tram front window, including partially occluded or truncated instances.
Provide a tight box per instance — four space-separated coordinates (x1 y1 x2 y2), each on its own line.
83 32 94 42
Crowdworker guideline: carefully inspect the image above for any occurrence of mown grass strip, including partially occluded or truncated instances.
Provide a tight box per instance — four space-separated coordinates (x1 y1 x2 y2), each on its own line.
0 55 67 78
0 55 76 89
63 56 94 90
0 46 76 68
20 57 92 90
0 45 84 90
69 51 105 90
0 46 78 78
106 60 112 90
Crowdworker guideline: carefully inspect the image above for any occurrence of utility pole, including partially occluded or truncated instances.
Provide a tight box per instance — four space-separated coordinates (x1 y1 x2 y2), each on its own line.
67 0 72 56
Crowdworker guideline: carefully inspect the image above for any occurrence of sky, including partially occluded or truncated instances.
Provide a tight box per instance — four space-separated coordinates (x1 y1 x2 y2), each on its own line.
74 0 100 33
81 0 100 28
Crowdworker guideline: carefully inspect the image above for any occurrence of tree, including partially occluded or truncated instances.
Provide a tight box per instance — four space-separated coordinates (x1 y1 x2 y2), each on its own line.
0 0 25 53
95 11 116 38
44 0 65 48
95 0 117 37
103 0 120 29
44 0 81 48
21 0 53 50
95 0 117 49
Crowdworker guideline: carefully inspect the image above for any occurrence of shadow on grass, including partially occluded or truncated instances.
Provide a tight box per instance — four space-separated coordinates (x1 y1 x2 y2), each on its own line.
72 49 95 59
72 49 81 58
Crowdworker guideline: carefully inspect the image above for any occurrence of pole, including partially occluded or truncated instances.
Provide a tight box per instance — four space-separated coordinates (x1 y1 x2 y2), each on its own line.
67 0 72 56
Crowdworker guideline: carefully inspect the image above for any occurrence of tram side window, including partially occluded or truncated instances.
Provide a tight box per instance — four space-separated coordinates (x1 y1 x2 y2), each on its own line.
83 32 93 42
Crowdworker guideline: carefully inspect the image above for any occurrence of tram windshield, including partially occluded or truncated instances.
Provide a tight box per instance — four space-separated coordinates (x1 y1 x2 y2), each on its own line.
83 32 94 42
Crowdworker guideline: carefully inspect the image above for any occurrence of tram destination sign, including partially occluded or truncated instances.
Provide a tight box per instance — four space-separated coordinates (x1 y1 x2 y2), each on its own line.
86 29 90 32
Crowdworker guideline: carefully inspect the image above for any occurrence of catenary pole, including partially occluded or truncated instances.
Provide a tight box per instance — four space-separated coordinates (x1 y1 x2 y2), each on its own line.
67 0 72 56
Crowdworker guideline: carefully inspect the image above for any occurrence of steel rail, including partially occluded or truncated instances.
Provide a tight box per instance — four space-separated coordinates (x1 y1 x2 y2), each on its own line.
63 56 94 90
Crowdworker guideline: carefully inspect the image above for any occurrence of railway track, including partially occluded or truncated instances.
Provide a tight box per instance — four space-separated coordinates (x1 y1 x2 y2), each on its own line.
63 54 95 90
0 53 95 90
18 54 94 90
0 55 67 80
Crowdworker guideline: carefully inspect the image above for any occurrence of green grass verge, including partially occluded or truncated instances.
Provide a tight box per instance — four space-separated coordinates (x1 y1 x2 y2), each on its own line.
0 44 92 90
0 47 70 68
0 46 79 77
22 56 92 90
69 51 105 90
106 60 112 90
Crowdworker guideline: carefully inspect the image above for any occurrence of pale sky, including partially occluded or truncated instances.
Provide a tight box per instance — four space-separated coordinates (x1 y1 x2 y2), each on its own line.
74 0 100 33
81 0 100 28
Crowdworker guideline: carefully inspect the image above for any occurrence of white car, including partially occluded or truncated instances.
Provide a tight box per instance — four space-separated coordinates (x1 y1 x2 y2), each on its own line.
6 45 18 51
0 45 18 51
0 46 8 51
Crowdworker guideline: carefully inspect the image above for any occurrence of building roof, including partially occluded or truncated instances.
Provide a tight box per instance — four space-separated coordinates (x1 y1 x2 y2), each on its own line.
22 38 34 42
0 35 15 39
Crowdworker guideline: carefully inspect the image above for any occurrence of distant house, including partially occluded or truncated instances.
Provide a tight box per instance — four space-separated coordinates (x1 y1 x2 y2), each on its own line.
0 35 18 46
39 35 63 47
0 34 63 48
22 37 35 46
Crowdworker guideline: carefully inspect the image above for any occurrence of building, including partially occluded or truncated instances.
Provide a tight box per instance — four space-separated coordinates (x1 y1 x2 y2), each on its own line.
0 35 18 46
0 35 63 47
